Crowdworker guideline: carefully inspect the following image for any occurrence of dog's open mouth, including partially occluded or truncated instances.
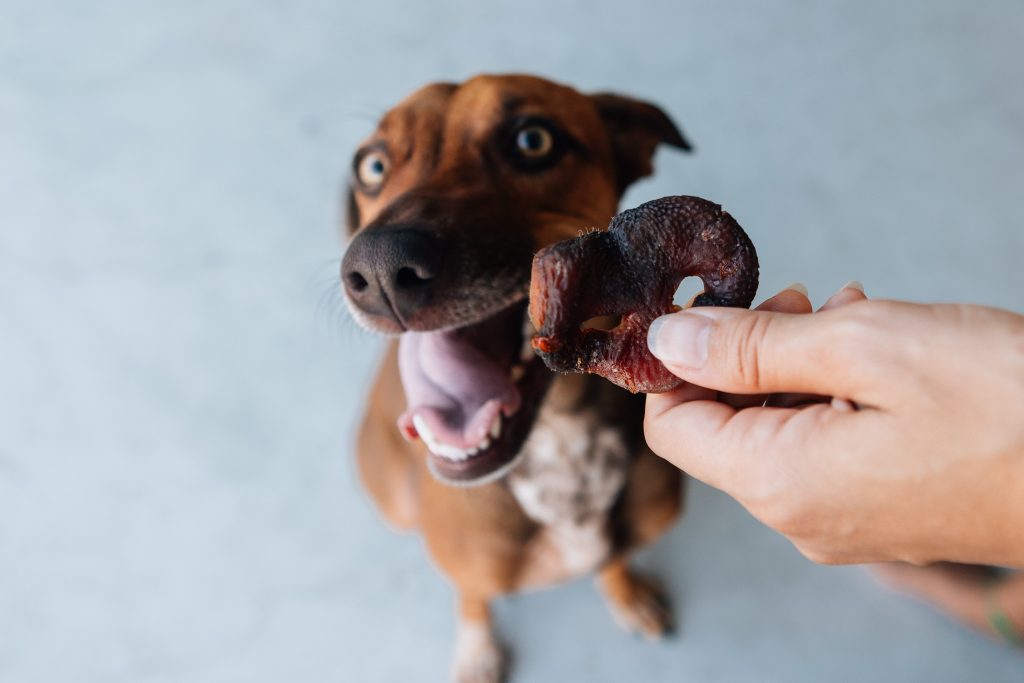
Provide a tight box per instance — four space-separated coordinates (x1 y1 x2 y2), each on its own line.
396 300 552 485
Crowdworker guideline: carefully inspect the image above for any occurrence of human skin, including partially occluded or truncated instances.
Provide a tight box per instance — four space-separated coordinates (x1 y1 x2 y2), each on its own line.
643 285 1024 567
873 562 1024 644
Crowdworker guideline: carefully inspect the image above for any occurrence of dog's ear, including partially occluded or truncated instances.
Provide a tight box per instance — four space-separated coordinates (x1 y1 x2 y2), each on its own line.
591 93 692 195
344 185 361 235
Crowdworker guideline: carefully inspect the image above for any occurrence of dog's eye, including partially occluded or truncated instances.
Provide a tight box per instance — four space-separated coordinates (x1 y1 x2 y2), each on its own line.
356 151 389 190
504 118 569 172
515 125 555 159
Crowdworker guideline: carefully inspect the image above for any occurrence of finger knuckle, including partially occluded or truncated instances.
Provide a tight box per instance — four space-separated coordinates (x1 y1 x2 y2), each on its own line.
825 305 881 361
723 313 774 388
765 500 816 538
742 477 813 538
642 414 670 456
797 545 845 566
823 302 917 385
754 487 833 543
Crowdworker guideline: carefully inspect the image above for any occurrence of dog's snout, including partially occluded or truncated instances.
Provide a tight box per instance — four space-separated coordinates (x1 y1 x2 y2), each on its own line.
342 227 443 327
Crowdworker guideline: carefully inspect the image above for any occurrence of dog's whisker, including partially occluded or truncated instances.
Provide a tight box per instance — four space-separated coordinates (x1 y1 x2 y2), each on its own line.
307 258 371 343
338 105 387 125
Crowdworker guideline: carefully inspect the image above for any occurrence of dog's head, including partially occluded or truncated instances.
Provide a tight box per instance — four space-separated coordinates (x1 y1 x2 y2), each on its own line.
343 74 689 485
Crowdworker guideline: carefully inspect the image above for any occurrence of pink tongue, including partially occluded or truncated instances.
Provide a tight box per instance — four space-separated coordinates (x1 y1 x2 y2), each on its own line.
397 330 521 449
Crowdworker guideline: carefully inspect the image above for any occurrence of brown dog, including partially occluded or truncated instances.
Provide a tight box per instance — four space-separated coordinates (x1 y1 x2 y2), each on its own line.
342 74 690 682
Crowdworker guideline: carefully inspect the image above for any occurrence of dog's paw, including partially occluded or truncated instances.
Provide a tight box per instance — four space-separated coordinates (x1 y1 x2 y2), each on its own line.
599 571 674 641
452 621 508 683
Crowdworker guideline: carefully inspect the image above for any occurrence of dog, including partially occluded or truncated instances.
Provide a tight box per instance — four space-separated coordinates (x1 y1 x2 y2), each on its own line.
341 74 691 682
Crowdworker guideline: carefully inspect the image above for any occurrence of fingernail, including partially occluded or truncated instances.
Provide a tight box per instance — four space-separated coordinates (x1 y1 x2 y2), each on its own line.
842 280 865 294
784 282 809 297
647 312 712 368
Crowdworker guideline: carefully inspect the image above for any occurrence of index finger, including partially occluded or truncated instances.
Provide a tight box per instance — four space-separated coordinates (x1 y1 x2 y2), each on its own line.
643 391 852 495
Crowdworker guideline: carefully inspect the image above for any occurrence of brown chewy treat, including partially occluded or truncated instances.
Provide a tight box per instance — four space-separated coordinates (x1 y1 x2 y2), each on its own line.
528 195 759 393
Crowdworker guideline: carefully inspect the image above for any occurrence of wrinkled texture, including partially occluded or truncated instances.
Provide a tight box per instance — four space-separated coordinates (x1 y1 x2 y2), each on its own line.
529 196 759 392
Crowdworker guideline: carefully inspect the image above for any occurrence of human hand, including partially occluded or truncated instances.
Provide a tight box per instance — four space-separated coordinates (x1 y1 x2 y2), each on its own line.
644 285 1024 566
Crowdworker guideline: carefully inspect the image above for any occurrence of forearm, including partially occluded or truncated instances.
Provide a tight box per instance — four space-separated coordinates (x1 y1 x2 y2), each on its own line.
1004 459 1024 567
988 313 1024 567
926 447 1024 568
1008 319 1024 567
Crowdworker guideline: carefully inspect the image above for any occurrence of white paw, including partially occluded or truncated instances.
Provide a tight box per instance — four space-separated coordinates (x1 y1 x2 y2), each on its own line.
451 621 507 683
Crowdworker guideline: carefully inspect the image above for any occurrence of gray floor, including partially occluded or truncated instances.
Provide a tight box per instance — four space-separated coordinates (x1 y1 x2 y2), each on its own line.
2 1 1023 681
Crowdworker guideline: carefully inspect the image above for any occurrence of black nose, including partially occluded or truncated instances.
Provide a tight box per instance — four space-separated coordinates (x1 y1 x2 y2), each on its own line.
342 227 443 326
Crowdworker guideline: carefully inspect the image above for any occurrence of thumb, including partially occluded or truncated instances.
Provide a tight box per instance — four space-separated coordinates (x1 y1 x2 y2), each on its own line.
647 306 863 397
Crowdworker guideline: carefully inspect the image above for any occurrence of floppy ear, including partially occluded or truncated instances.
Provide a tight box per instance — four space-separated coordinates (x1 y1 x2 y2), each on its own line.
344 185 360 235
590 93 692 196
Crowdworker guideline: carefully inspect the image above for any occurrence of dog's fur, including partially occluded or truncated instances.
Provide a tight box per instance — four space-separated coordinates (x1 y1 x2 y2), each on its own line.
342 74 690 682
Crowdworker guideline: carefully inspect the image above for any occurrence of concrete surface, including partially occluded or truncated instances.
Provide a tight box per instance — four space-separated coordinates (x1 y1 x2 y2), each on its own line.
1 0 1022 681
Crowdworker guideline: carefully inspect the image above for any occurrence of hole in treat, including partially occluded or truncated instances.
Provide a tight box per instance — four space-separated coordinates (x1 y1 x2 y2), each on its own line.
674 276 706 308
580 314 624 332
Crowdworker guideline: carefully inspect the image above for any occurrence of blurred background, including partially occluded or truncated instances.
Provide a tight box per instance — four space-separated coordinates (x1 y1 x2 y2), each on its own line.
2 1 1022 681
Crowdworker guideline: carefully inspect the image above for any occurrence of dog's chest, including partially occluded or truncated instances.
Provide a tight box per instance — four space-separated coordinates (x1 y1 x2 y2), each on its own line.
508 399 629 574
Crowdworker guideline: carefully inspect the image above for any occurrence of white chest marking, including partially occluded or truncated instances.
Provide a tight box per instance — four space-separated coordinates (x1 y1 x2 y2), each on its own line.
508 404 629 575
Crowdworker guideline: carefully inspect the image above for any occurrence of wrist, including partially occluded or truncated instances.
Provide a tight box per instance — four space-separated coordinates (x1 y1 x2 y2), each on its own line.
1006 455 1024 568
973 447 1024 569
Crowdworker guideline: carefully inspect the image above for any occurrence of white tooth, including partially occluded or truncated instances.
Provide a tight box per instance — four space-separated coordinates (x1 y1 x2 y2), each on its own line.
479 437 491 451
467 446 479 456
509 365 525 383
412 415 436 445
414 416 472 461
433 443 466 461
489 417 502 439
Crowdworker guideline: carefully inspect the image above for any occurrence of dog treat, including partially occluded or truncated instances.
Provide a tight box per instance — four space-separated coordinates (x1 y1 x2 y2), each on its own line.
529 195 759 393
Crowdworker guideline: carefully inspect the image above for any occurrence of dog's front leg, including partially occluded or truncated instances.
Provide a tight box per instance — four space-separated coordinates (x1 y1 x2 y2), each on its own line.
596 556 674 640
452 593 507 683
